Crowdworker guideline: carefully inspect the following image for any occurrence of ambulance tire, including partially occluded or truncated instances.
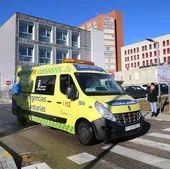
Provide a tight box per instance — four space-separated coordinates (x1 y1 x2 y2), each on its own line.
77 120 96 145
16 108 27 125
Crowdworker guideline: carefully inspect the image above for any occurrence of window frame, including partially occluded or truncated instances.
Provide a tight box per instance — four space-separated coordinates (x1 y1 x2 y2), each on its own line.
19 20 33 39
19 44 33 62
35 75 56 95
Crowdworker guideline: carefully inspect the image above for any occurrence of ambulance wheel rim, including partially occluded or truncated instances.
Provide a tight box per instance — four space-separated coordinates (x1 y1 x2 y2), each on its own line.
77 121 95 145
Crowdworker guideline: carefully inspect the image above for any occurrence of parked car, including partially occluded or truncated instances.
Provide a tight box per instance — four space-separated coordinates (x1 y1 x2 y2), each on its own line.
160 83 168 95
123 85 147 99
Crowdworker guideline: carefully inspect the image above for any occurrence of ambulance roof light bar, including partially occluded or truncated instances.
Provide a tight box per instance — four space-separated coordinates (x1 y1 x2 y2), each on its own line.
62 58 94 65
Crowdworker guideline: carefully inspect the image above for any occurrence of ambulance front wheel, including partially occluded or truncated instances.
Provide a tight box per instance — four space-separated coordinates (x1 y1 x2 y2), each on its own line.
77 120 96 145
16 108 27 125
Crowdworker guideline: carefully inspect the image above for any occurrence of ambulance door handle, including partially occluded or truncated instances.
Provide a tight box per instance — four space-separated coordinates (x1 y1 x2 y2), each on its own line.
47 100 52 103
56 101 62 104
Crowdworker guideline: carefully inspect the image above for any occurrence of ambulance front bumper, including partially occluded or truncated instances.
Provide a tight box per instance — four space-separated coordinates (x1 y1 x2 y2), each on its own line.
91 115 144 141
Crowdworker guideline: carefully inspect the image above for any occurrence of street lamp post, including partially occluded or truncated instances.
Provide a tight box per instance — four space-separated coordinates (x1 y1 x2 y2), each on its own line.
146 38 161 113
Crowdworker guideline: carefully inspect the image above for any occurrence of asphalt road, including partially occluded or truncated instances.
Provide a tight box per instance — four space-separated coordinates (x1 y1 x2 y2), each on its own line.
0 103 170 169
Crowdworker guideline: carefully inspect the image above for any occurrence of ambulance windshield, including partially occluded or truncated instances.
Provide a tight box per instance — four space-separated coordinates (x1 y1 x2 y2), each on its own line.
75 73 124 96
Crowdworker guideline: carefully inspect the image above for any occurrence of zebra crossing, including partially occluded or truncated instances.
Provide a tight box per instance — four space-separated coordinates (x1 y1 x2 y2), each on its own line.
67 127 170 169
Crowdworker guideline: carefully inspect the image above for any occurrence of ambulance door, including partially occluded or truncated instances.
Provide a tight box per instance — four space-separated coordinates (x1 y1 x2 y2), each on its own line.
57 74 79 124
33 75 56 116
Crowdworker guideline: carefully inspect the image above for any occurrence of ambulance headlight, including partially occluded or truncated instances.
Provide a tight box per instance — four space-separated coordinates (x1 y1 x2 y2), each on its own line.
95 101 116 122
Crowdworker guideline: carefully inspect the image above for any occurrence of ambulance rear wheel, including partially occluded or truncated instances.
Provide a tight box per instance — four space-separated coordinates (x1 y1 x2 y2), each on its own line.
16 109 27 125
77 120 95 145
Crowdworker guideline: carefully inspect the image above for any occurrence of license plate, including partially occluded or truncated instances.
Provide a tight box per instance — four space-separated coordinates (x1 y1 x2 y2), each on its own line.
125 123 140 131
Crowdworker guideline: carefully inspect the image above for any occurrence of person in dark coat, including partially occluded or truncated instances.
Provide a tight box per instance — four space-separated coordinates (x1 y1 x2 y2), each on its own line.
146 83 158 117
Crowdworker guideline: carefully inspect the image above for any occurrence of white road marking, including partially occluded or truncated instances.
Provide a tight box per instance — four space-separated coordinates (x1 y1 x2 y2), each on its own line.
129 137 170 151
162 128 170 132
21 162 52 169
147 132 170 140
67 152 96 165
102 145 170 169
67 152 125 169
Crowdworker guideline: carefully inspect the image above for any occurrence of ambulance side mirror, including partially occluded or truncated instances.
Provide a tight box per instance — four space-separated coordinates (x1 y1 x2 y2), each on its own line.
66 86 79 100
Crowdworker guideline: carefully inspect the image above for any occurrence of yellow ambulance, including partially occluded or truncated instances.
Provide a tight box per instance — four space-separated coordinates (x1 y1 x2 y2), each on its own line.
12 59 144 145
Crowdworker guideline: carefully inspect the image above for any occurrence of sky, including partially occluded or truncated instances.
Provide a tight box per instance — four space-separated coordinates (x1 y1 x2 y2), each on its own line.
0 0 170 45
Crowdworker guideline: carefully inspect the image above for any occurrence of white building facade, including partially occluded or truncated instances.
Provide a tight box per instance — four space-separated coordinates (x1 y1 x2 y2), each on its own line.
0 13 92 97
121 34 170 71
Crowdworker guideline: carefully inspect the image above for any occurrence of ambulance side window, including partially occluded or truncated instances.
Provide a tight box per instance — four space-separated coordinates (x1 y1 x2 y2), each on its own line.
35 75 56 95
60 74 75 95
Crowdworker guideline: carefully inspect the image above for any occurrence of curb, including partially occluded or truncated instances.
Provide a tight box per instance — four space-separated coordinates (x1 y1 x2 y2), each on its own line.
0 146 17 169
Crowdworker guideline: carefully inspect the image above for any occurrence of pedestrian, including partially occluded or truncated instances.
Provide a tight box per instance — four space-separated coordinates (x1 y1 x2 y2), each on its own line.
146 83 158 117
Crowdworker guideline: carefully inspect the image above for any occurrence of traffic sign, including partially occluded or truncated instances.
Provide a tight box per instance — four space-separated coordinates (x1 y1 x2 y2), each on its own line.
6 80 11 85
157 66 170 83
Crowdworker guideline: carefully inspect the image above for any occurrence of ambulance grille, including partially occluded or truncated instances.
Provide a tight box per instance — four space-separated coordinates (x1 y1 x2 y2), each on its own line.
114 111 141 125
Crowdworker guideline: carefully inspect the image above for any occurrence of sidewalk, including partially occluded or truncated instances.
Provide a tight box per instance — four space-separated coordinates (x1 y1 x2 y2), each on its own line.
0 146 17 169
143 111 170 122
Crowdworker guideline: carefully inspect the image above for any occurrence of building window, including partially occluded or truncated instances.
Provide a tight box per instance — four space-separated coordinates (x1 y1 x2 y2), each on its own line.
72 51 79 59
134 62 136 68
131 63 133 67
143 60 145 66
154 58 157 63
146 60 149 65
56 29 67 45
131 55 133 61
19 44 33 62
167 40 170 46
35 75 56 95
19 21 33 40
154 51 157 56
163 41 166 46
137 62 140 67
164 57 167 62
142 46 144 51
137 47 139 52
125 50 127 55
134 55 136 60
142 53 145 59
154 43 157 48
150 59 153 65
167 48 170 54
39 47 51 64
168 56 170 63
149 44 152 50
39 26 51 43
56 50 68 64
134 48 136 53
145 45 147 51
146 52 148 58
137 55 139 60
72 32 79 48
150 52 152 57
163 49 166 55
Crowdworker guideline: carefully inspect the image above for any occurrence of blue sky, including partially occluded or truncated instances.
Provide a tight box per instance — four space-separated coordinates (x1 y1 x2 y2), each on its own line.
0 0 169 45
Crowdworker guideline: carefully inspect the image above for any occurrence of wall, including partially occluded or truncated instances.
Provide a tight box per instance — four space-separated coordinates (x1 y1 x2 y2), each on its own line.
80 29 91 61
90 28 104 68
0 14 16 94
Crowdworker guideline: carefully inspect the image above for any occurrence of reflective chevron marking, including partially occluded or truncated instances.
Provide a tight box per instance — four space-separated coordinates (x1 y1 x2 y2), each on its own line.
102 145 170 169
129 137 170 151
162 128 170 132
147 132 170 140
